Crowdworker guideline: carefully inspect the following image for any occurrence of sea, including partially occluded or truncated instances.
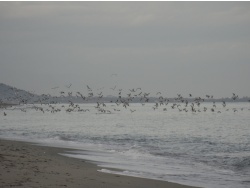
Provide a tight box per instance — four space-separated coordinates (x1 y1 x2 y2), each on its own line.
0 102 250 188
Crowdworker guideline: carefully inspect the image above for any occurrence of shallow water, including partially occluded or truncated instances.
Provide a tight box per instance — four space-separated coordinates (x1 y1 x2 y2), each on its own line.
1 102 250 188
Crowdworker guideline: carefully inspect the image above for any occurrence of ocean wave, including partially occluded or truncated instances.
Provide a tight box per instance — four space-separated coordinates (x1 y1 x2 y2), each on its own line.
232 157 250 171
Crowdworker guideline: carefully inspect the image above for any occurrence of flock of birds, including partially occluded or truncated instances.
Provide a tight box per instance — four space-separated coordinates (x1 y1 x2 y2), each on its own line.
1 84 250 116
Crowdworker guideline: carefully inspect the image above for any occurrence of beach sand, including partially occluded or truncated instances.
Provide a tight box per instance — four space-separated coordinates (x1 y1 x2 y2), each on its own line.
0 139 199 188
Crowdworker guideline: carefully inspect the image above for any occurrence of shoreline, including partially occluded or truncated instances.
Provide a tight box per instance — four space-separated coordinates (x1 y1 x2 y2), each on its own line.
0 139 200 188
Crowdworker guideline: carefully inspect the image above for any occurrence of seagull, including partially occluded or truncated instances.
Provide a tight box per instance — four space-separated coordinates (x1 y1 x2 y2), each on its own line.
4 112 7 116
129 89 135 92
65 84 72 88
232 93 238 100
87 85 91 90
76 92 86 101
110 86 116 90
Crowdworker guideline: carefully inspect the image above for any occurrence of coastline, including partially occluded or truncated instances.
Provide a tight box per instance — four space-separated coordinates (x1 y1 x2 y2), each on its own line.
0 139 200 188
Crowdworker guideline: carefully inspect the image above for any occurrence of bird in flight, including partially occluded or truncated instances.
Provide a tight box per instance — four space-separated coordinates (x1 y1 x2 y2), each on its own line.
110 86 116 90
87 85 92 90
65 84 72 88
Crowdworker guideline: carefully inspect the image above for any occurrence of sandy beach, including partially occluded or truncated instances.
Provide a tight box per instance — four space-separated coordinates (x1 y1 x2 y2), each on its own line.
0 139 200 188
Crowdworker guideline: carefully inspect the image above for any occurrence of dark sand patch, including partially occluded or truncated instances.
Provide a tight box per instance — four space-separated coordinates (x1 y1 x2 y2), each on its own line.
0 139 200 188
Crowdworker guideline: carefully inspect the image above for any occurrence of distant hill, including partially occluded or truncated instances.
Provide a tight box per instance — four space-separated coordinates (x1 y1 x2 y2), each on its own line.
0 83 38 104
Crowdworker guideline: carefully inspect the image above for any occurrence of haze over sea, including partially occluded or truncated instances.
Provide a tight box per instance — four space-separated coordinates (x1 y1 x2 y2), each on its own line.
1 102 250 188
1 2 250 188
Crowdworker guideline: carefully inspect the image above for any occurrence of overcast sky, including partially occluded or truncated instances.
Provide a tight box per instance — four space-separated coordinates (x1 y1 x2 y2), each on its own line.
0 2 250 98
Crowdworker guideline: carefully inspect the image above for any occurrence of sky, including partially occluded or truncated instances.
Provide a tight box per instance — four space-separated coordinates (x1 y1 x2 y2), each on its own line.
0 2 250 98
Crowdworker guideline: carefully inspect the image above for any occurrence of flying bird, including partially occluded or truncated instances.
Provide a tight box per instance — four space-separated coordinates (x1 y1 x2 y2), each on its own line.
110 86 116 90
65 84 72 88
87 85 91 90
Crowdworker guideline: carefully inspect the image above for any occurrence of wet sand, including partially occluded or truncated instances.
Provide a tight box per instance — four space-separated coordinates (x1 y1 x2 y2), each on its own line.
0 139 200 188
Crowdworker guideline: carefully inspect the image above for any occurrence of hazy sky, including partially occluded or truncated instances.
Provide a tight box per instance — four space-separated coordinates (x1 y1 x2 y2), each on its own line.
1 2 250 98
